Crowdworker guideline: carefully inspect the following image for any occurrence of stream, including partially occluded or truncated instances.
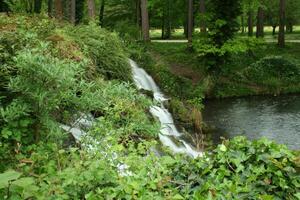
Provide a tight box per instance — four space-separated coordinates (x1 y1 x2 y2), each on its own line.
203 95 300 150
130 59 203 157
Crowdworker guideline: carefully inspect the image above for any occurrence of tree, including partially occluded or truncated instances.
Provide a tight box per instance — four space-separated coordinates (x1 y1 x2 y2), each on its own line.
34 0 42 13
187 0 193 46
208 0 242 46
70 0 76 24
256 6 264 37
162 0 172 39
0 0 10 14
75 0 84 24
48 0 53 17
247 10 253 36
265 0 279 36
199 0 206 32
241 15 245 33
141 0 150 41
54 0 63 20
286 0 300 33
278 0 285 47
99 0 105 27
87 0 96 19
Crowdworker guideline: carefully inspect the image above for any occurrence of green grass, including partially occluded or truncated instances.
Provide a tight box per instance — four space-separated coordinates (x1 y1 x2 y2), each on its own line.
150 26 300 40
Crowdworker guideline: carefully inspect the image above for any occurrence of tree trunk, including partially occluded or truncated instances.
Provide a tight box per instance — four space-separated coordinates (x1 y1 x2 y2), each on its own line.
278 0 285 47
70 0 76 24
241 15 245 33
161 1 171 39
187 0 193 47
48 0 52 17
140 0 150 42
287 22 293 33
256 7 264 38
247 11 253 36
87 0 96 19
54 0 63 20
161 13 165 39
28 1 34 13
75 0 84 24
272 26 277 35
166 0 171 39
99 0 105 27
34 0 42 13
199 0 206 32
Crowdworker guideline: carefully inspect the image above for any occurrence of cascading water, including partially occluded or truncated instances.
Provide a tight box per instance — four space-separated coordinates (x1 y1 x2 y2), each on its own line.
130 59 202 158
61 60 202 162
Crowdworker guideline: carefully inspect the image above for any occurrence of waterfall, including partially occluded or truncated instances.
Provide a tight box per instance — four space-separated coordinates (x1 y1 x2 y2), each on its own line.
130 59 203 158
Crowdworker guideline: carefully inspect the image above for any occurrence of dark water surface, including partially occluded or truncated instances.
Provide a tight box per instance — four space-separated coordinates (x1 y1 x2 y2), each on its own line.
203 95 300 150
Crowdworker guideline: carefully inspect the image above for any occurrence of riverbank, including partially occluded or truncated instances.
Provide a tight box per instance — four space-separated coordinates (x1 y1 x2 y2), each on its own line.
143 42 300 99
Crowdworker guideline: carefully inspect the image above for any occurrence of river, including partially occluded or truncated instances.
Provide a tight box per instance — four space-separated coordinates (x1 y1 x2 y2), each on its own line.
203 95 300 150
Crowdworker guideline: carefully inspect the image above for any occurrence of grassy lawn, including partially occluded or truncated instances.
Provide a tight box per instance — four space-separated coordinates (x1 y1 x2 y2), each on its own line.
150 26 300 40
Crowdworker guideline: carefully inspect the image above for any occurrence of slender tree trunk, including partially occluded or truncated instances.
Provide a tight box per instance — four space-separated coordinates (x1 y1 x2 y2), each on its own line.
141 0 150 42
199 0 206 32
75 0 84 24
54 0 63 20
188 0 193 47
87 0 96 19
99 0 105 26
256 7 264 38
166 0 171 39
278 0 285 47
136 0 141 39
241 15 245 33
34 0 42 13
70 0 76 24
28 1 34 13
272 25 277 35
161 13 165 39
247 11 253 36
287 22 293 33
48 0 52 17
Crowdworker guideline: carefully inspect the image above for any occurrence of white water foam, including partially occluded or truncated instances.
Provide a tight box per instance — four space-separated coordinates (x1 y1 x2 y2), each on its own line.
130 59 203 158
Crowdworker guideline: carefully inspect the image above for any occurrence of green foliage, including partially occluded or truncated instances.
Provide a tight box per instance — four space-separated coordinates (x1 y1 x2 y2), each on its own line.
69 23 132 82
194 36 265 71
113 20 141 41
235 56 300 94
244 56 300 84
207 0 242 47
170 137 300 199
1 13 300 200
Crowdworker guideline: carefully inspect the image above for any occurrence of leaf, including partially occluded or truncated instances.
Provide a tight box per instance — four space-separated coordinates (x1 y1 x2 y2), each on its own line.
220 144 227 152
172 194 184 200
294 193 300 200
259 194 274 200
12 177 34 188
0 170 22 189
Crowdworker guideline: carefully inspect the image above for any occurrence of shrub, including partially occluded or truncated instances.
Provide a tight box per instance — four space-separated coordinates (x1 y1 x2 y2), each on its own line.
193 36 265 71
68 23 132 81
170 137 300 199
244 56 300 85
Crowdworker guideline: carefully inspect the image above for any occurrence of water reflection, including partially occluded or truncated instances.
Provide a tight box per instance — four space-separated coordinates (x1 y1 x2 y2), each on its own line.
203 95 300 150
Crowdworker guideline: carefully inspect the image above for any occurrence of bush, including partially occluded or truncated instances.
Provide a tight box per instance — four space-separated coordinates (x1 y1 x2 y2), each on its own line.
245 56 300 84
68 23 132 82
170 137 300 199
193 36 265 71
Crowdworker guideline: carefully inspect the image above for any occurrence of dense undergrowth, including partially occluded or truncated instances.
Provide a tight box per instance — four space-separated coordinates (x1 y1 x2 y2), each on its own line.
0 15 299 199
